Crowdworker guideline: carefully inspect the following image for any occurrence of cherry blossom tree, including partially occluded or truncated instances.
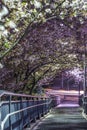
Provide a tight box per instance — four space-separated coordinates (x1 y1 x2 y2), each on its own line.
0 0 87 94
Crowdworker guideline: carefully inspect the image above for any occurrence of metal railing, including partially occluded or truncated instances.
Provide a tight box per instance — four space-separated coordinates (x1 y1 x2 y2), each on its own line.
82 96 87 114
0 90 55 130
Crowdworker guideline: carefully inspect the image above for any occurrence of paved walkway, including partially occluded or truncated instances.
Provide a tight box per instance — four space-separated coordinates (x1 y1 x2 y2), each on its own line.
31 102 87 130
57 100 79 108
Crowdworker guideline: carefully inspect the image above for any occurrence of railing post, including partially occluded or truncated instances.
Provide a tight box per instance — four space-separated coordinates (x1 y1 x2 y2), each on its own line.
47 98 49 112
33 97 36 123
26 97 30 128
37 97 41 119
36 97 39 119
83 96 87 114
49 97 51 111
46 98 48 113
41 97 44 116
17 96 21 130
0 96 2 130
20 97 23 129
43 98 45 115
45 98 47 114
8 95 12 130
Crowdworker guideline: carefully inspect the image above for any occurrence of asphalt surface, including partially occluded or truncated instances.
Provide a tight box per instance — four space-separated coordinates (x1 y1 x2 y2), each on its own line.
32 101 87 130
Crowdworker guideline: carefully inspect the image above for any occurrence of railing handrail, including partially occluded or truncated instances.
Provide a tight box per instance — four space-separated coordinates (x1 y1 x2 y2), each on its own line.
0 91 48 99
47 93 81 96
1 99 52 130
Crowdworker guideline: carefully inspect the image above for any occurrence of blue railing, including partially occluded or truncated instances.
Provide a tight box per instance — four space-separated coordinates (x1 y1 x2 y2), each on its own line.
82 96 87 114
0 90 58 130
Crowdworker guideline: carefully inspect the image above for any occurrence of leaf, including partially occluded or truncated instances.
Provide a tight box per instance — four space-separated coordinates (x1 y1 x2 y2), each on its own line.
4 42 10 49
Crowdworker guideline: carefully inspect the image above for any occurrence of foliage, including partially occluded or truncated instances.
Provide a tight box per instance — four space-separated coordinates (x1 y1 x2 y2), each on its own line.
0 0 87 93
0 0 87 57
